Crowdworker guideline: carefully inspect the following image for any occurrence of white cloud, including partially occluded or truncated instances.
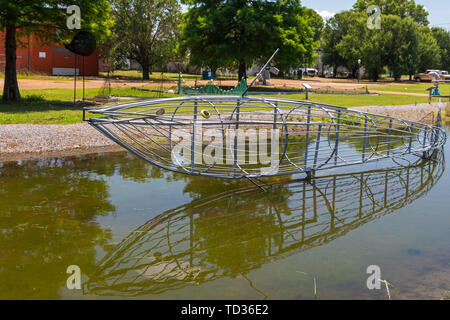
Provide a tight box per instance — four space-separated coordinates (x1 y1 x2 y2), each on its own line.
315 10 336 20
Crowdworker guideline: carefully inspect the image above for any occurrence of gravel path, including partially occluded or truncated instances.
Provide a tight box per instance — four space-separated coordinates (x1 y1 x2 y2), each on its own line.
0 102 447 162
352 102 446 123
0 123 120 161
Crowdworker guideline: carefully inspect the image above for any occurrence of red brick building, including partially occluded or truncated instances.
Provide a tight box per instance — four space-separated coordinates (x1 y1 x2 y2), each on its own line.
0 32 99 76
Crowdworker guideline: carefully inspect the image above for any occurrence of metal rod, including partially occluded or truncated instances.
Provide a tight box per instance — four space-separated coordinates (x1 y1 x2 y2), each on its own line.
82 56 85 103
387 119 392 156
304 106 311 169
191 100 198 172
408 124 414 153
233 101 241 177
362 116 368 161
74 54 77 105
313 124 322 170
334 111 341 165
241 48 280 97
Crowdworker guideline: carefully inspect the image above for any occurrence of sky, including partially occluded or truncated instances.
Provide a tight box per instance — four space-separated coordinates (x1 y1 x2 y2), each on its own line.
301 0 450 30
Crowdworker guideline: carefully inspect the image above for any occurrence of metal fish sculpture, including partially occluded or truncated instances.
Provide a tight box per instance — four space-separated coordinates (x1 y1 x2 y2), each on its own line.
84 96 446 181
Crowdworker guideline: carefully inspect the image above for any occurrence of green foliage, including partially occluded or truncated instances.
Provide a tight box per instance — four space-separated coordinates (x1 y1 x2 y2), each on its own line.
274 4 323 71
321 11 355 75
0 0 112 101
361 26 386 81
416 26 441 73
0 0 112 43
333 11 367 76
320 5 444 82
180 0 322 79
352 0 429 26
431 27 450 71
111 0 182 80
382 15 419 80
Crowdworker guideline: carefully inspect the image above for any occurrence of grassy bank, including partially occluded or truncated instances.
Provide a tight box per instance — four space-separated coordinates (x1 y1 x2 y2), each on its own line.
369 83 450 95
0 87 179 124
260 93 429 107
0 86 432 124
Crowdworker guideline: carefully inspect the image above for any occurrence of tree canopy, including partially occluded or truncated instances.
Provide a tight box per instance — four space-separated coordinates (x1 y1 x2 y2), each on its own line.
180 0 322 80
352 0 429 25
321 0 446 82
431 27 450 72
321 11 364 77
0 0 112 101
111 0 181 80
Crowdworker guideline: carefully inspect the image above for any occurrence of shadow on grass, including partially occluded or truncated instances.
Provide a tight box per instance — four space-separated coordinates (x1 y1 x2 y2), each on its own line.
0 95 99 124
0 95 95 112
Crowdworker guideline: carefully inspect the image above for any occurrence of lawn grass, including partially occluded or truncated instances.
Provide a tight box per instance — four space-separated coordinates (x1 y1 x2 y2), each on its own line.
0 95 86 124
0 71 76 81
0 87 179 124
369 82 450 94
258 93 430 107
0 87 431 125
15 86 179 101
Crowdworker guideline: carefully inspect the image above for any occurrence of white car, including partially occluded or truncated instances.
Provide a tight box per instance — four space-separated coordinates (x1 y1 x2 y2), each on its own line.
299 68 318 77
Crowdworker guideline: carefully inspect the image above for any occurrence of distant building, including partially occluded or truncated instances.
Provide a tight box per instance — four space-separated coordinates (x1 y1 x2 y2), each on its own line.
0 32 99 76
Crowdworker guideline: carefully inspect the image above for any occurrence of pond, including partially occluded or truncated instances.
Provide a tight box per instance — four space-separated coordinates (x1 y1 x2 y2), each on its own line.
0 127 449 299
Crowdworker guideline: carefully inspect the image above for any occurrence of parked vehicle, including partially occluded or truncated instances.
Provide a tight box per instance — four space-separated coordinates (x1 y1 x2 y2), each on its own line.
298 68 318 77
415 70 450 82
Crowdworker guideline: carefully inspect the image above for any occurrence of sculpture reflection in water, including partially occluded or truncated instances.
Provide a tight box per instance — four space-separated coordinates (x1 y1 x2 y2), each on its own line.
85 150 445 297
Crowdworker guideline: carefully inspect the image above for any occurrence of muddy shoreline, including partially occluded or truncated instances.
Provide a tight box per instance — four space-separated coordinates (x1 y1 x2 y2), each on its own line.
0 103 446 162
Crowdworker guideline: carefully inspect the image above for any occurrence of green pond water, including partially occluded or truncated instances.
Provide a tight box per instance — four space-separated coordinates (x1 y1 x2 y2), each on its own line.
0 128 449 300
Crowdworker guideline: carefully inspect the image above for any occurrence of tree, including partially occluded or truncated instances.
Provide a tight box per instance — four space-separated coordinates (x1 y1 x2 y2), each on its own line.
178 2 235 74
416 26 441 73
334 12 367 78
360 28 386 81
431 27 450 71
333 11 390 82
180 0 321 81
382 16 419 81
321 11 364 78
112 0 181 80
321 8 439 82
0 0 112 101
274 6 323 72
353 0 429 26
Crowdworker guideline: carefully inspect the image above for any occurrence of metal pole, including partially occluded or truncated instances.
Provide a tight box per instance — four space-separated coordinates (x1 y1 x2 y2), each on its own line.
408 124 414 153
74 54 77 105
362 116 368 161
233 101 241 176
334 111 341 165
387 119 392 156
82 56 85 103
313 124 322 170
241 48 279 97
304 106 311 168
191 100 198 173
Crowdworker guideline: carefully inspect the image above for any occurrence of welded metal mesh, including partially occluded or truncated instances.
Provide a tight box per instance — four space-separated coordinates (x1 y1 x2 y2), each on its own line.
86 96 446 178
